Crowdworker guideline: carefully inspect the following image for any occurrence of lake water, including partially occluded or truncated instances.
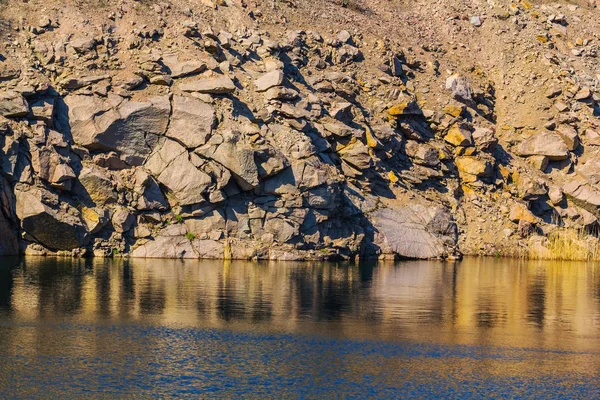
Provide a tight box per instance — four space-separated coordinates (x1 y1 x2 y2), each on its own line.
0 257 599 398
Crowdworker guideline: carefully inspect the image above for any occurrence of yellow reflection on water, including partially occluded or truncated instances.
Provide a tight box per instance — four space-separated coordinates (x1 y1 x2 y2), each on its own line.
2 257 600 352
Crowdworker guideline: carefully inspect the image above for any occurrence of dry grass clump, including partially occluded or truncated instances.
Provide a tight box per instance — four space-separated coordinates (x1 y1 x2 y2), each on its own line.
528 228 600 261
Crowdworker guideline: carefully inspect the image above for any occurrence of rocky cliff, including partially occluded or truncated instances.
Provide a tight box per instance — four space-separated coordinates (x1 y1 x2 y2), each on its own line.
1 0 600 260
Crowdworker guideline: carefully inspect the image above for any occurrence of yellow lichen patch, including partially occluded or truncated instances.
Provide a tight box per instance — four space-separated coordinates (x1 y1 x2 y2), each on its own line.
387 103 409 117
443 104 463 117
365 127 379 148
521 0 532 9
498 164 510 181
388 171 399 183
536 35 548 43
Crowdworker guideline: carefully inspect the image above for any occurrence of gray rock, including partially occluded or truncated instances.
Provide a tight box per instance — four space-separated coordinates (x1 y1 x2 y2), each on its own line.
15 189 90 251
162 54 208 78
166 96 215 148
111 209 135 233
0 91 29 118
197 131 259 191
63 95 171 166
76 166 118 206
255 70 284 92
133 169 169 211
515 132 569 160
338 140 372 170
146 139 212 206
179 75 236 94
131 235 198 258
445 73 474 104
373 205 455 259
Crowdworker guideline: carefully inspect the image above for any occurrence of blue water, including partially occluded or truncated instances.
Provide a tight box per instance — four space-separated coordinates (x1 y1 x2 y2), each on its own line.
1 257 599 398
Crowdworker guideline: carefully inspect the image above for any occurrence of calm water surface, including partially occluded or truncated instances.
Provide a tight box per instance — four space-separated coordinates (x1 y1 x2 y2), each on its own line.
0 257 599 398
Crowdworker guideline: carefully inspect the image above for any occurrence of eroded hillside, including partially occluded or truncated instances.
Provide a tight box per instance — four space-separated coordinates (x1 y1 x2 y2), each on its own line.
0 0 599 260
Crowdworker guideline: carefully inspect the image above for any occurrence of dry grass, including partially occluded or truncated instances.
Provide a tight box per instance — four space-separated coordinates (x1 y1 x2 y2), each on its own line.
528 228 600 261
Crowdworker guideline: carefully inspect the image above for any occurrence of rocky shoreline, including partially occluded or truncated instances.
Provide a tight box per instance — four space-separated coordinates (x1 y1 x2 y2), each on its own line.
1 0 600 261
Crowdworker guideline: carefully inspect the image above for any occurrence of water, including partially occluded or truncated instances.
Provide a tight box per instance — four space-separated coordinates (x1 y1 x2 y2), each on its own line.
0 257 599 398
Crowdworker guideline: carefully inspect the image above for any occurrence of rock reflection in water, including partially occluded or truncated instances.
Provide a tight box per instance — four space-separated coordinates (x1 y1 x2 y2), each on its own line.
1 257 600 398
0 257 599 350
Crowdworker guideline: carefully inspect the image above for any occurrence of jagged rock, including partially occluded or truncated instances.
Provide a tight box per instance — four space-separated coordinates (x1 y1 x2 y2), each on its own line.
59 75 110 90
192 239 224 258
50 163 76 191
70 37 96 53
0 91 29 118
515 132 569 160
131 224 197 258
556 125 580 151
145 139 212 206
455 156 493 183
564 180 600 212
62 94 171 165
111 209 135 233
446 73 473 104
76 166 117 206
405 142 440 167
184 209 226 239
166 96 215 148
338 140 372 170
472 127 497 151
197 131 259 191
132 169 169 211
387 100 422 117
445 124 473 147
255 70 284 92
509 203 537 224
373 205 456 259
15 189 89 251
29 97 55 123
81 207 109 234
179 75 236 94
162 54 208 78
265 87 299 101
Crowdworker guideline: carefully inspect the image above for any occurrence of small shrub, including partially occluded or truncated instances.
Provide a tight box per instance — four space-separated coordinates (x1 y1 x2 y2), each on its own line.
175 214 184 223
186 232 196 241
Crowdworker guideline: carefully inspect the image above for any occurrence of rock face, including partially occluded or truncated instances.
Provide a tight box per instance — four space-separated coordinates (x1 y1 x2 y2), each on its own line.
373 206 456 259
62 95 171 165
0 92 28 118
166 96 215 149
515 132 569 160
2 0 600 260
15 190 89 251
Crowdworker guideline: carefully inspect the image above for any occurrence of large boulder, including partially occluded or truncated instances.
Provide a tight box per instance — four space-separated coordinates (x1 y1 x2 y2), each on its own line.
179 75 236 94
563 179 600 216
76 166 117 206
61 95 171 165
0 91 28 118
15 190 89 251
372 205 456 259
131 224 198 258
166 96 215 149
515 132 569 160
132 169 169 211
446 73 474 104
145 139 212 206
255 70 284 92
196 132 259 191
